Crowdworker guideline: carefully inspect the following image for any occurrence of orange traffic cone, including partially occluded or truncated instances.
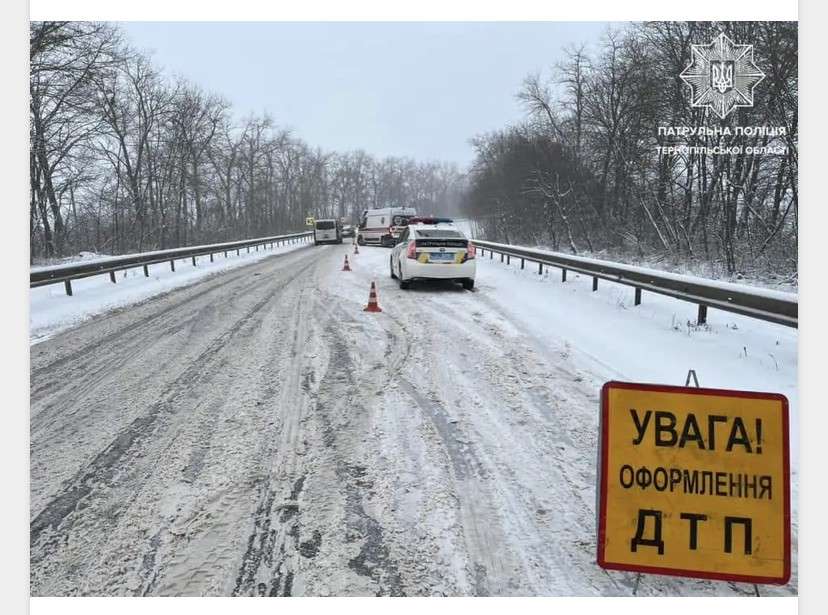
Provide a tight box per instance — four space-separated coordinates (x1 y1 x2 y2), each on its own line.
363 281 382 312
342 255 352 271
354 242 359 255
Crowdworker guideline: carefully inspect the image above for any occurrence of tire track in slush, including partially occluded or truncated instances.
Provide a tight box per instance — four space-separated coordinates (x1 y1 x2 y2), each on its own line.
135 271 319 597
382 297 540 595
395 375 502 595
32 257 257 377
231 296 408 596
29 268 298 543
30 246 315 409
30 258 319 575
129 262 318 596
370 311 501 593
315 322 405 596
230 285 318 598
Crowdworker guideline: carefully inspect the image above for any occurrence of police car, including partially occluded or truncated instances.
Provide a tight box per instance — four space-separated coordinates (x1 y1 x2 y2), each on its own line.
389 218 476 290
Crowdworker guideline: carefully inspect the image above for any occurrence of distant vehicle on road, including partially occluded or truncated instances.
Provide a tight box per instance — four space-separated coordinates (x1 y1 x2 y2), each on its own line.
389 217 476 290
341 224 355 238
314 219 342 245
357 207 417 247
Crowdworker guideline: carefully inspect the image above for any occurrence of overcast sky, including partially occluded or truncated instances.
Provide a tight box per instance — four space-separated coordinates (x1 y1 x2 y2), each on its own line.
119 22 611 168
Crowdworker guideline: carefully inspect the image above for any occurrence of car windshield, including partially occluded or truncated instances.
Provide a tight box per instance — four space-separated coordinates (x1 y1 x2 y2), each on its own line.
316 221 335 230
415 229 463 238
392 215 410 226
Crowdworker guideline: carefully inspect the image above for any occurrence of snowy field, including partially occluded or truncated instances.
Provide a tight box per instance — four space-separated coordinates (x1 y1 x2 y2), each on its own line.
29 241 797 596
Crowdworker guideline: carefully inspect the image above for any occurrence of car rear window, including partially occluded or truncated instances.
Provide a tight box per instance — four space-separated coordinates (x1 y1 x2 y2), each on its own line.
415 229 463 238
316 221 335 230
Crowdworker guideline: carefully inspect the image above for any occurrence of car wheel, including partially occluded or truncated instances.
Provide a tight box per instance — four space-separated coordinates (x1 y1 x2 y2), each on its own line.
390 256 397 279
461 278 475 291
398 264 410 289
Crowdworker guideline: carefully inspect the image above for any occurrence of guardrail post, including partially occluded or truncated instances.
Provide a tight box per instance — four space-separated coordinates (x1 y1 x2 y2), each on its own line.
192 256 197 267
489 250 493 260
538 262 543 275
210 253 214 262
592 277 598 291
170 259 175 271
247 246 250 253
697 304 708 325
143 264 149 277
634 288 642 306
521 258 524 270
236 248 240 256
562 268 567 282
500 253 504 263
224 251 228 258
506 255 510 265
109 271 117 284
64 279 73 296
255 244 259 252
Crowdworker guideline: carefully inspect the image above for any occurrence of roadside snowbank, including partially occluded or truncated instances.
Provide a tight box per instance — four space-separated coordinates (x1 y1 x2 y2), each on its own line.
474 255 799 469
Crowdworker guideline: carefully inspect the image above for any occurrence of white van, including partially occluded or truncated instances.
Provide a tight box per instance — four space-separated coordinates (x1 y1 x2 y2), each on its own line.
357 207 417 247
314 219 342 245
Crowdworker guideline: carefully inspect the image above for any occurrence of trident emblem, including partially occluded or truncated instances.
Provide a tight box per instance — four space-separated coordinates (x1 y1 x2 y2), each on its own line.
681 32 766 119
711 61 733 93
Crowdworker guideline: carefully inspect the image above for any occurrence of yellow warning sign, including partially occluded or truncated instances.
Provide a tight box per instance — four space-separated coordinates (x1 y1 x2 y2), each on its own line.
305 216 315 226
597 381 790 585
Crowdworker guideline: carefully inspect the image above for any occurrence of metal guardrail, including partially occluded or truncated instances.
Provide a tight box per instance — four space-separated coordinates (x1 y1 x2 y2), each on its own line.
30 231 314 296
473 240 798 328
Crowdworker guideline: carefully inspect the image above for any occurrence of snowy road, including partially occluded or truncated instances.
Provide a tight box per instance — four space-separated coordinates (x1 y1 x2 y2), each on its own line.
29 243 797 596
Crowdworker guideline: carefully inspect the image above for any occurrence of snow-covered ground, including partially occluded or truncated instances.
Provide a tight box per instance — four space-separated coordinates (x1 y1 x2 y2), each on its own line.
29 240 311 345
453 219 798 460
29 240 797 596
31 250 115 268
472 248 799 465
